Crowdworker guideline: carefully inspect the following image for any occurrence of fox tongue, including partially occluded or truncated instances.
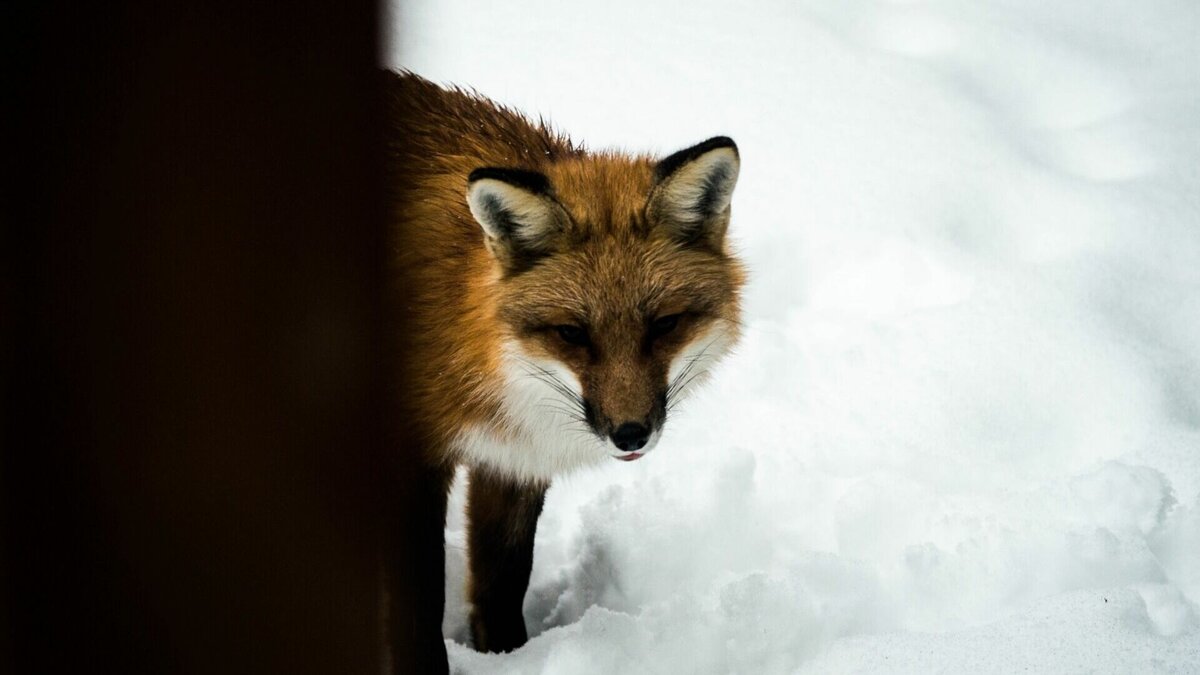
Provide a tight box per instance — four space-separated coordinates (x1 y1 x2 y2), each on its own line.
616 453 643 462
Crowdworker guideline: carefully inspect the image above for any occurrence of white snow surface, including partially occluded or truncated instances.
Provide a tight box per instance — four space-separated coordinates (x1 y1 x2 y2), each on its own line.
387 1 1200 672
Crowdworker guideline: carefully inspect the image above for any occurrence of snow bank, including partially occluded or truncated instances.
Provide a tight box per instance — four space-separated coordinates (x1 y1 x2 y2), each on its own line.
389 0 1200 671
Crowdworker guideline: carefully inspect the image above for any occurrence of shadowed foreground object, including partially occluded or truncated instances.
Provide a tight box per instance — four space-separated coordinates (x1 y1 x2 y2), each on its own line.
5 2 415 673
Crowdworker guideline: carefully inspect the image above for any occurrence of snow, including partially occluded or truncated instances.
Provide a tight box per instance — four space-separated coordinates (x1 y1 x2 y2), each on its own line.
386 0 1200 671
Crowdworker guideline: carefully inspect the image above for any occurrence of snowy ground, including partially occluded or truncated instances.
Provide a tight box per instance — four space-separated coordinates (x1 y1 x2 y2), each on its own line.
387 1 1200 672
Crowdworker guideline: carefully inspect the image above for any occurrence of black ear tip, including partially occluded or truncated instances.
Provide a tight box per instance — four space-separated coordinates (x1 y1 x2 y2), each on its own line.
467 167 496 183
700 136 738 154
655 136 739 182
467 167 552 195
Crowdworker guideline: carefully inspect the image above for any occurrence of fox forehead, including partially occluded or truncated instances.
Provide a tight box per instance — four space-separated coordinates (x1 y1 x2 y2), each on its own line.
498 236 739 329
541 155 658 239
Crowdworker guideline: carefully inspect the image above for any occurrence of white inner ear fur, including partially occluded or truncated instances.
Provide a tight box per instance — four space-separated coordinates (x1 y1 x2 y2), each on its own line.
654 147 740 229
466 178 564 249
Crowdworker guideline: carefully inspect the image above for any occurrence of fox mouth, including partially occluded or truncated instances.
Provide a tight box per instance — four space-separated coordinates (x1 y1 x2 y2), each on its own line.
614 452 643 462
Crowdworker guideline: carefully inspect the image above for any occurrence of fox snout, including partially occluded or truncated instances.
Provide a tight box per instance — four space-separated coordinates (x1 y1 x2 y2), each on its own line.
583 385 667 455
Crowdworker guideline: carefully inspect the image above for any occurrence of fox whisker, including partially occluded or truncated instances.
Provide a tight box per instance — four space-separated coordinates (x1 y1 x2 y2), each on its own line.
666 338 717 396
665 337 721 411
515 359 592 433
515 357 585 405
535 400 587 424
667 369 709 413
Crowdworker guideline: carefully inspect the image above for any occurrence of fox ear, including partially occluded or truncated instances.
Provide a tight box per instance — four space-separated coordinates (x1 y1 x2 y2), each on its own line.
647 136 740 247
467 168 570 270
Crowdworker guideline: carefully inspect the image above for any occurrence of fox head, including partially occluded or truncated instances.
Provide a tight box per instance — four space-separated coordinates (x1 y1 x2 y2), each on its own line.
466 137 744 465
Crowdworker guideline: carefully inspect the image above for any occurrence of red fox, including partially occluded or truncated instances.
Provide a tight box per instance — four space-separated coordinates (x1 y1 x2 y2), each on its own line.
383 70 744 671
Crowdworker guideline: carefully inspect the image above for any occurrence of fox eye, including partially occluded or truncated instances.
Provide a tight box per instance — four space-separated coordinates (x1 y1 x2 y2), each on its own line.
555 324 589 346
649 313 682 339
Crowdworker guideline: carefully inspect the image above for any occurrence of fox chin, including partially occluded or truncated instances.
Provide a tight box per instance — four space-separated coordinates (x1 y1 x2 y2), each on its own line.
383 69 744 672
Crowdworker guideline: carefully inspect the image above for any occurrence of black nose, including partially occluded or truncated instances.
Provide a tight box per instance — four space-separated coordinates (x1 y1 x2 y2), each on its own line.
611 422 650 452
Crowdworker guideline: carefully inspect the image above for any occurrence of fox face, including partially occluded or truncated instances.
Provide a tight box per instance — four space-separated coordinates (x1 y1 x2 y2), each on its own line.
459 137 744 479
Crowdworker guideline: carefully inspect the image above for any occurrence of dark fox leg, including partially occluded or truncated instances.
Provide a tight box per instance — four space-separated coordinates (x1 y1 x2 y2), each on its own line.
466 468 548 653
386 461 454 675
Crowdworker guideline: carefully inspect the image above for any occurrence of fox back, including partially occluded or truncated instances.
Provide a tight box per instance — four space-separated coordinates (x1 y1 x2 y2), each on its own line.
385 71 745 481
